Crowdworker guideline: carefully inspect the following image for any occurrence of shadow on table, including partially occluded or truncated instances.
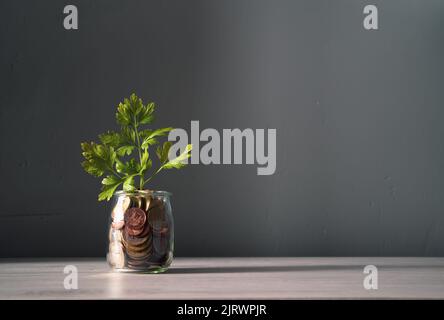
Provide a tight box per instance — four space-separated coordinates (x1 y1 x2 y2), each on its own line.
166 263 444 274
166 265 362 274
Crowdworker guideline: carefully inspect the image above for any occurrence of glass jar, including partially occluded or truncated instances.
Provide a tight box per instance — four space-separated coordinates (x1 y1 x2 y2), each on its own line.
107 190 174 273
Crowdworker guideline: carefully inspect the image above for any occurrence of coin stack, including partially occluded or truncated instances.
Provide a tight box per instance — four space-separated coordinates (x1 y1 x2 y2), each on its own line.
107 193 172 271
147 198 171 264
107 196 129 269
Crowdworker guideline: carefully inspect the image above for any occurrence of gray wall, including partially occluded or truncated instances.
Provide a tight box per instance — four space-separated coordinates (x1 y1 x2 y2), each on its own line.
1 0 444 257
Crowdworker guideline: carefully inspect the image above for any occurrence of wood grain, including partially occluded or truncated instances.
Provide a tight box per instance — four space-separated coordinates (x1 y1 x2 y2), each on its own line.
0 257 443 299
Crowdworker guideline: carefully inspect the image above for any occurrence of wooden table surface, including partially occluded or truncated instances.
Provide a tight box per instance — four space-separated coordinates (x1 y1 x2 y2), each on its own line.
0 257 443 299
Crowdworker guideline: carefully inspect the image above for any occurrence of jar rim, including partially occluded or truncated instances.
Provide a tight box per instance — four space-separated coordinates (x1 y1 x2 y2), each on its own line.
113 189 172 197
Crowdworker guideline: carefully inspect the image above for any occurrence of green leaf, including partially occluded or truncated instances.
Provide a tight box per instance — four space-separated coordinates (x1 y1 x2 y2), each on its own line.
116 145 135 157
149 127 173 139
115 93 155 128
98 181 122 201
98 174 124 201
162 144 192 169
101 175 121 186
141 137 157 149
81 160 105 177
145 159 152 172
121 126 136 144
139 102 155 125
115 159 125 174
98 131 122 147
141 149 149 167
156 141 172 164
116 102 132 126
116 158 139 176
139 149 152 173
123 176 136 191
126 159 140 175
130 93 144 116
141 127 173 149
80 142 116 177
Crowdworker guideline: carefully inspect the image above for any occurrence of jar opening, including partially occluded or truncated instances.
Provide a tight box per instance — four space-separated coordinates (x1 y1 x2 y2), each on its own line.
113 189 172 197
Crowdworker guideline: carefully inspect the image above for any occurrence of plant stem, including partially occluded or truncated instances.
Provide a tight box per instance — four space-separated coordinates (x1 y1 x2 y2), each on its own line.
134 121 142 163
107 165 122 179
133 119 145 190
139 176 144 190
143 166 163 187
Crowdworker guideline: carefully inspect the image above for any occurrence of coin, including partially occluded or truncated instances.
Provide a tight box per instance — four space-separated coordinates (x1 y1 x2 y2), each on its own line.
126 260 151 269
149 251 169 264
128 225 145 236
124 222 150 240
126 246 152 260
148 197 163 210
109 227 123 242
158 226 170 235
128 240 152 254
115 253 125 268
126 250 151 260
123 231 151 247
125 235 152 258
141 218 152 235
148 205 164 223
148 201 167 233
126 255 148 265
112 196 131 222
112 220 125 230
127 248 152 260
124 207 146 229
109 241 123 253
153 235 167 255
108 242 125 268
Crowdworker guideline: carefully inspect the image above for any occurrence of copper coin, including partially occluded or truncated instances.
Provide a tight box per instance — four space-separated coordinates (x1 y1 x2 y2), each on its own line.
153 236 167 255
149 252 169 264
123 228 152 245
124 207 146 229
123 236 143 249
148 198 163 210
129 223 150 239
127 241 152 255
126 225 145 236
124 219 151 238
148 204 166 227
124 233 152 249
129 241 152 254
126 245 152 259
127 260 151 269
125 235 152 253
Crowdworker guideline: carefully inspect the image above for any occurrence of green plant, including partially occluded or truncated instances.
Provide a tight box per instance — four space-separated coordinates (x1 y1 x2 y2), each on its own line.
80 93 192 201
